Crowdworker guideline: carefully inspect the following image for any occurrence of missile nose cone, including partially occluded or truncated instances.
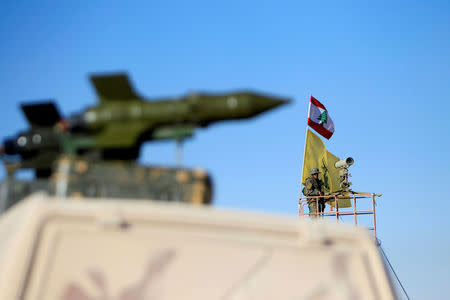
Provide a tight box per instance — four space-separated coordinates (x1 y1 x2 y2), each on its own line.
272 97 291 107
253 96 291 114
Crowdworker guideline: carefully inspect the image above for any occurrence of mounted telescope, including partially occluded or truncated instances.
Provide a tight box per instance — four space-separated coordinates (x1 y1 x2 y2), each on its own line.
335 157 354 169
334 157 354 190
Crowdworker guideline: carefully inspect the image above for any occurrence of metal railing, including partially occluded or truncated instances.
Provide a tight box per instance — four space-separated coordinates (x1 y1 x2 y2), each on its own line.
298 193 378 238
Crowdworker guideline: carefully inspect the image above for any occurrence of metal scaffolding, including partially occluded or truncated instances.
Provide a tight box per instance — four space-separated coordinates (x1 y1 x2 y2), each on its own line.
298 193 379 238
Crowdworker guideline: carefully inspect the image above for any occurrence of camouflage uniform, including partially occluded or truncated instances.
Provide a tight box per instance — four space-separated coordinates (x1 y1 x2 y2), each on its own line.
303 170 325 218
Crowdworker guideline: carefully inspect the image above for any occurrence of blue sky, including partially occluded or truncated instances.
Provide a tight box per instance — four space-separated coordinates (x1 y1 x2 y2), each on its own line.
1 1 449 298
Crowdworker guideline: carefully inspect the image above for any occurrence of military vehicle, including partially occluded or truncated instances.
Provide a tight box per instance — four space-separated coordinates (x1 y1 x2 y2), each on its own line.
0 73 289 211
0 193 396 300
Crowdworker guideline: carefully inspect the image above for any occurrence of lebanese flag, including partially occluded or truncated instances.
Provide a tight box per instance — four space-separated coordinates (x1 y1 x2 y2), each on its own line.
307 96 335 139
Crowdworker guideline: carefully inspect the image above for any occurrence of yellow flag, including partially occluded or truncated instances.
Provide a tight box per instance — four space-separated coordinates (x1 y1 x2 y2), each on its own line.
301 129 351 208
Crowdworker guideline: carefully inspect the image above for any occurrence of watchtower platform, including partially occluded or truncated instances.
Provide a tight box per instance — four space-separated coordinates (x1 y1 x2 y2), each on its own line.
298 193 379 238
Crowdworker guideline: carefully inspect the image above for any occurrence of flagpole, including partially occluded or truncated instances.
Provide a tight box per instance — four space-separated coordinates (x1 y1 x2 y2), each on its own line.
300 95 312 188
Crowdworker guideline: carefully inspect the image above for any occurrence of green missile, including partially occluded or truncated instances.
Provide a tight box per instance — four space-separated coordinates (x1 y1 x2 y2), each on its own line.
67 73 290 148
2 73 291 170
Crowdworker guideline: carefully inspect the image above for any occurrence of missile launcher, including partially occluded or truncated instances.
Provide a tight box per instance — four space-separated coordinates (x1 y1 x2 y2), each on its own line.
0 73 289 211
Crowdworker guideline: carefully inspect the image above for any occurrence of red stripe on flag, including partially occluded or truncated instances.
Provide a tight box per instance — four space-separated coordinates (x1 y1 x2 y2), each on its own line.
310 96 326 110
307 118 333 139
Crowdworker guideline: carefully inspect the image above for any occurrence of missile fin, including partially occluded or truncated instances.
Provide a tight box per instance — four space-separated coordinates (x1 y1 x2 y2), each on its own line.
90 73 144 102
20 101 62 128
